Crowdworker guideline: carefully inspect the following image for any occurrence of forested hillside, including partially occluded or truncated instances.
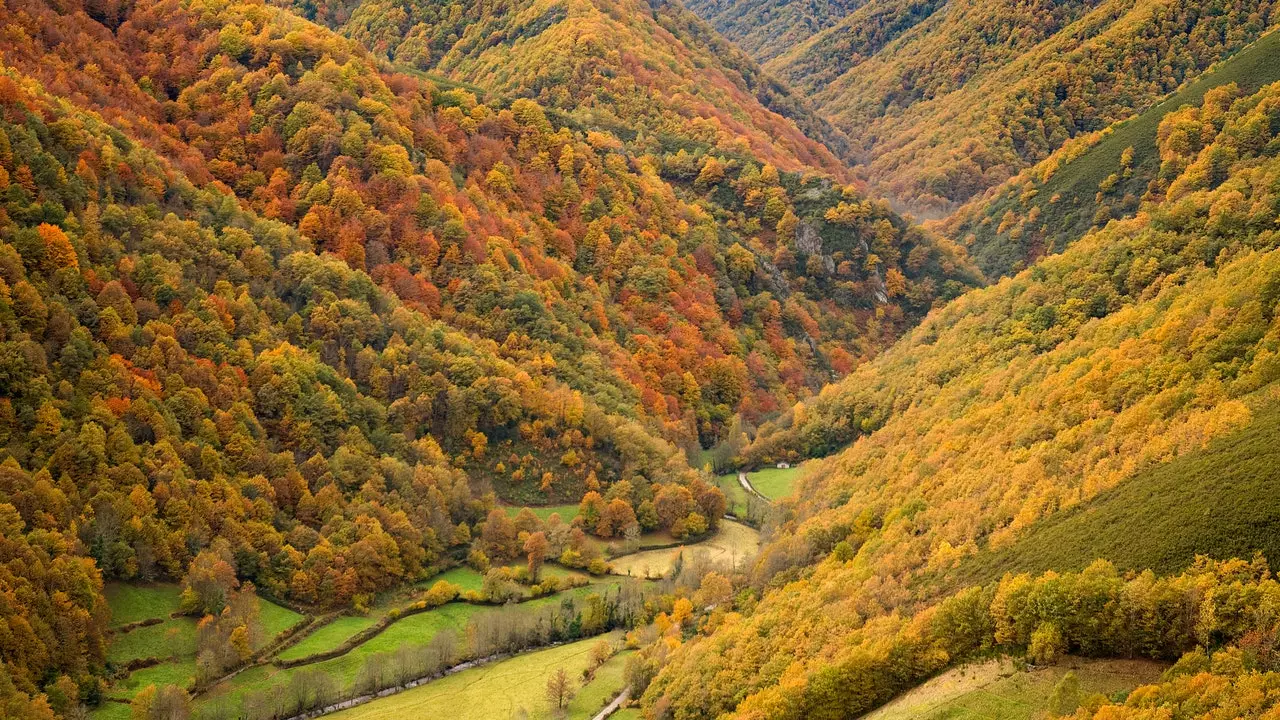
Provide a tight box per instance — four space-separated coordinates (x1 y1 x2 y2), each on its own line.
723 0 1280 215
271 0 854 171
0 0 985 712
640 72 1280 718
942 28 1280 277
681 0 866 63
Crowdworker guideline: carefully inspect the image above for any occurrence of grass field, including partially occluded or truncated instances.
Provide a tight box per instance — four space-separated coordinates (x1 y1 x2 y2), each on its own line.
960 28 1280 276
715 472 750 516
949 403 1280 588
276 615 379 661
104 583 183 628
198 586 611 715
746 465 802 500
106 616 198 666
423 567 487 592
610 520 759 578
97 583 302 717
328 633 626 720
502 504 580 523
864 657 1164 720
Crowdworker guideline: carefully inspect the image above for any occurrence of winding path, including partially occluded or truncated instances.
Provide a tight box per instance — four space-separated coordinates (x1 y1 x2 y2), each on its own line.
592 686 631 720
738 471 768 502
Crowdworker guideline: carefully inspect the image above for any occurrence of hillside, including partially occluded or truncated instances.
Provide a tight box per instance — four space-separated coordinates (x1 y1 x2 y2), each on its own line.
273 0 854 172
942 28 1280 277
0 0 990 712
641 70 1280 718
757 0 1279 214
681 0 867 63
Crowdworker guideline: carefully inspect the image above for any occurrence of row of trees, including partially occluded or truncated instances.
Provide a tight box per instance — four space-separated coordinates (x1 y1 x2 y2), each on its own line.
645 557 1280 718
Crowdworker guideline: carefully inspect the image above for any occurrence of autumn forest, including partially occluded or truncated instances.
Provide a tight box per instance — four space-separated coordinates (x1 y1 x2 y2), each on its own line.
0 0 1278 718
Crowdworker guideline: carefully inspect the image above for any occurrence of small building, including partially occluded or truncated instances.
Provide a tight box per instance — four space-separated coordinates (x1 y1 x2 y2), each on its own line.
776 461 790 469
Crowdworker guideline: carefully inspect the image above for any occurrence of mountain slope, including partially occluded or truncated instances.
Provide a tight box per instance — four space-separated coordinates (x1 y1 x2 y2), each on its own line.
275 0 854 173
0 0 987 711
760 0 1278 214
643 74 1280 718
681 0 867 63
942 27 1280 277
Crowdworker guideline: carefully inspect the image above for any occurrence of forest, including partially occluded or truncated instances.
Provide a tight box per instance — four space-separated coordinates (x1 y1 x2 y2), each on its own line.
3 0 1280 717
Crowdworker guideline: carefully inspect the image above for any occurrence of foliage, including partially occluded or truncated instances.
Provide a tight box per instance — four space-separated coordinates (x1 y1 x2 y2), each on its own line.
646 75 1280 718
761 0 1279 212
944 28 1280 277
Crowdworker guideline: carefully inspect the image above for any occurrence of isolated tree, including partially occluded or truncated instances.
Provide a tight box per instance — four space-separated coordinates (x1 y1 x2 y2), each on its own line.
1049 671 1080 716
545 667 574 713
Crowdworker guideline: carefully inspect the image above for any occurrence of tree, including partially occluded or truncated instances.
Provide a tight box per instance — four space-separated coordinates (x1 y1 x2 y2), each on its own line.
545 667 574 713
180 544 239 616
524 531 549 582
1049 670 1080 717
481 509 518 560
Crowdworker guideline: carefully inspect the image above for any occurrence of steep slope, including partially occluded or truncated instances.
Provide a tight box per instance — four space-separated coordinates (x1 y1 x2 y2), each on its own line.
763 0 1278 214
642 76 1280 718
681 0 867 63
942 28 1280 277
0 0 983 712
274 0 854 172
0 0 978 454
945 403 1280 587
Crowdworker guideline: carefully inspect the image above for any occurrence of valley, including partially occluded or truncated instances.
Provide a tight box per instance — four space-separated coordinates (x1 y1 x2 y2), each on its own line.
1 0 1279 718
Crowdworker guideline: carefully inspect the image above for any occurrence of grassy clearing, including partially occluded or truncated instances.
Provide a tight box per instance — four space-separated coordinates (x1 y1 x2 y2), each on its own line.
107 617 198 665
949 403 1280 588
100 585 303 716
421 567 486 592
199 588 609 714
864 657 1164 720
194 603 481 716
258 599 304 645
715 472 750 516
328 633 625 720
609 520 759 579
104 583 183 628
746 465 802 500
276 615 378 661
565 649 632 718
90 702 132 720
502 504 580 523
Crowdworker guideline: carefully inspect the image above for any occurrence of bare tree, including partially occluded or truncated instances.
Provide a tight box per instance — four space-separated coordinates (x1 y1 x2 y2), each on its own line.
545 667 575 714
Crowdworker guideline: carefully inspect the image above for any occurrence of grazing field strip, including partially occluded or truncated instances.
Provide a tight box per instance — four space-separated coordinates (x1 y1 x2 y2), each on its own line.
326 633 627 720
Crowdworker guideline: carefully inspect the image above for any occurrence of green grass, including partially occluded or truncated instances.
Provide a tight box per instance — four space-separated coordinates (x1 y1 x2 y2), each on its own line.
103 583 182 628
89 701 133 720
111 658 198 698
258 598 304 646
948 403 1280 588
276 615 379 661
716 472 750 516
327 633 625 720
107 617 197 665
962 28 1280 277
101 586 304 714
864 657 1164 720
424 567 486 592
564 649 632 718
502 504 580 523
746 465 802 500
